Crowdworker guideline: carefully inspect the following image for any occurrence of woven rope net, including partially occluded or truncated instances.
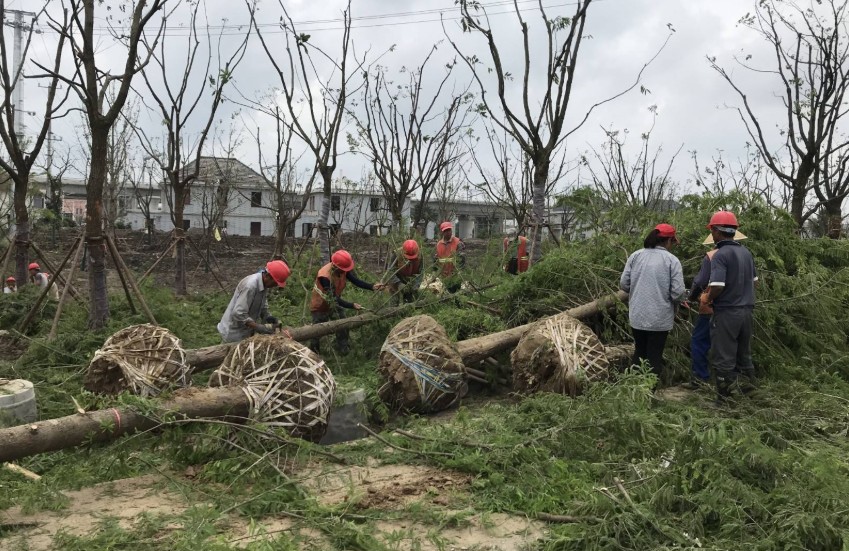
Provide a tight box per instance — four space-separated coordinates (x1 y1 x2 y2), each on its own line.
511 313 610 397
378 314 467 413
85 324 189 397
209 335 337 443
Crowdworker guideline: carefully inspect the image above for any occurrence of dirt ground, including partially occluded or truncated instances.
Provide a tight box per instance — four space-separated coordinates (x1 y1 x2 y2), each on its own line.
0 461 544 551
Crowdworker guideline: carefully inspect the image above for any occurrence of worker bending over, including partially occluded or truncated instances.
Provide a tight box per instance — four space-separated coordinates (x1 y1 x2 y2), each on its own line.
703 211 758 404
386 239 423 305
434 221 465 293
29 263 59 299
310 250 385 355
4 277 16 294
217 260 290 343
504 232 529 275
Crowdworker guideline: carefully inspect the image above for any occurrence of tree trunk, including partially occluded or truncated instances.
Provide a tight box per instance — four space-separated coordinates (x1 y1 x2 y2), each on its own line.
824 199 844 239
274 216 288 260
318 169 332 263
173 179 187 296
87 130 111 329
530 160 550 262
791 159 815 228
0 386 248 464
13 174 29 287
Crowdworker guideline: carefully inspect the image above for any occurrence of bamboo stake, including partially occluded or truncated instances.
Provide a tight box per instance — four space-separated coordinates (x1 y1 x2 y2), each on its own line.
186 235 227 292
0 232 14 283
17 238 81 336
48 239 84 340
29 241 83 302
138 236 176 286
106 235 157 326
4 463 41 481
105 235 137 315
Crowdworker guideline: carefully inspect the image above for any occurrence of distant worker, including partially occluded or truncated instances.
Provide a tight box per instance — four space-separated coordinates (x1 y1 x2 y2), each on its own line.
309 250 385 355
4 276 16 294
703 211 758 404
687 227 748 389
434 221 465 293
620 224 685 381
28 263 59 299
504 232 529 275
386 239 423 305
217 260 290 343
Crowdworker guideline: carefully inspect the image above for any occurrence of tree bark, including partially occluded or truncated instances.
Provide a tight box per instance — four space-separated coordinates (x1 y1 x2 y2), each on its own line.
13 174 29 287
87 130 111 329
0 386 248 464
791 158 815 228
824 198 844 239
318 169 333 263
173 177 188 296
530 159 549 263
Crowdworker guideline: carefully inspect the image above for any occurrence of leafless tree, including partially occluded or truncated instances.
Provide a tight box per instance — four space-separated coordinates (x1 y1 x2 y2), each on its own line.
710 0 849 235
348 44 469 232
127 156 159 245
133 1 249 295
248 0 366 263
196 127 246 249
37 143 75 222
447 0 670 261
36 0 169 328
0 2 68 287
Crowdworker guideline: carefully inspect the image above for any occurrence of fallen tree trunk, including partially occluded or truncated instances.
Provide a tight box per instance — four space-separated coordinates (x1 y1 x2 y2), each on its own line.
0 387 248 463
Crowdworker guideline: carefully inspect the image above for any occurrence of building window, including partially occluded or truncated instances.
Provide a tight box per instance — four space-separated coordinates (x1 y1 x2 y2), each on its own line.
370 197 380 212
251 191 262 208
250 221 261 236
369 225 378 236
33 195 44 209
308 196 315 211
184 192 191 206
222 220 228 229
331 195 340 211
183 219 191 230
330 224 341 236
302 222 314 237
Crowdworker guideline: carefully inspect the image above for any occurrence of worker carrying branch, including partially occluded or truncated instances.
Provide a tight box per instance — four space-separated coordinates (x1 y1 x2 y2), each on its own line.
386 239 423 305
28 263 59 299
217 260 290 343
703 211 758 405
309 250 385 355
504 232 529 275
434 221 465 293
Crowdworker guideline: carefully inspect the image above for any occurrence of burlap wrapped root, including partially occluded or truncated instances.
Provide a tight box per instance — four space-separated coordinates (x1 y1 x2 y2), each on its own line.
378 315 467 412
85 324 190 397
511 313 610 397
209 335 337 443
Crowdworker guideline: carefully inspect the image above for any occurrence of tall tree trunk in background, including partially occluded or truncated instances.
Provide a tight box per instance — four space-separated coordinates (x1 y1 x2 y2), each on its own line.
318 169 332 263
173 175 187 296
530 160 549 262
87 130 110 329
824 198 844 239
13 174 28 286
791 158 815 228
273 191 287 260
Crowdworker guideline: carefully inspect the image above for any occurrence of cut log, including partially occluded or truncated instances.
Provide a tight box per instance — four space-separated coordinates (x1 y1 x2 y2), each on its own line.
0 386 248 464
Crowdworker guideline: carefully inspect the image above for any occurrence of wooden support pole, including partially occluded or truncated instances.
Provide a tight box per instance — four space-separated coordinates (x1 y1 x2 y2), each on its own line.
186 236 227 292
29 242 83 302
106 235 157 326
17 238 81 336
138 237 176 286
48 239 85 340
0 233 14 283
105 235 137 315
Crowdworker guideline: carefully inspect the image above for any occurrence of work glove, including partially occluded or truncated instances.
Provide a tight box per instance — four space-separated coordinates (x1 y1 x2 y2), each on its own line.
254 325 274 335
265 315 279 326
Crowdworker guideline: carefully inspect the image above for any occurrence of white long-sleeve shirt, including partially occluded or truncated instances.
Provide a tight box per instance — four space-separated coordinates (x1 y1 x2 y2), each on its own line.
217 273 269 343
32 272 60 300
620 246 685 332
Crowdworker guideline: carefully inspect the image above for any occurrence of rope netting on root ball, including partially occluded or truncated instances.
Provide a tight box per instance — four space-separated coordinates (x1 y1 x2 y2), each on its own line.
378 314 468 413
512 313 610 397
84 324 190 397
209 336 336 443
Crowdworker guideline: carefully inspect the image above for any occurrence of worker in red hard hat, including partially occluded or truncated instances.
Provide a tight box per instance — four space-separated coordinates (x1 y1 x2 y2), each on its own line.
703 211 758 404
28 262 59 299
386 239 424 305
4 276 16 294
620 223 685 383
217 260 290 343
504 231 529 275
434 221 465 293
309 250 385 355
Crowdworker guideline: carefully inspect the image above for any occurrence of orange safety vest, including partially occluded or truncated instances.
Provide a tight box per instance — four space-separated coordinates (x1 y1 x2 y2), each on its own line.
436 237 460 278
310 263 347 313
504 236 529 273
698 249 719 315
396 250 421 279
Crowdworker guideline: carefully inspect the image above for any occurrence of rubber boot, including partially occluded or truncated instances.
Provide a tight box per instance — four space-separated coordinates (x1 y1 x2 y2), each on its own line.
684 377 709 391
737 369 758 395
714 375 732 406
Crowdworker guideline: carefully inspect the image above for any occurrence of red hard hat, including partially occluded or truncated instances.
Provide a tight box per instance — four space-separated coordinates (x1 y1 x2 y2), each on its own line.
440 221 452 232
5 277 14 283
402 239 419 259
331 250 354 272
654 223 678 241
265 260 290 288
707 211 739 229
28 262 40 271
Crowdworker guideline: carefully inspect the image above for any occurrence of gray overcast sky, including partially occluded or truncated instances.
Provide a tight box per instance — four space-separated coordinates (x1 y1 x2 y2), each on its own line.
6 0 787 196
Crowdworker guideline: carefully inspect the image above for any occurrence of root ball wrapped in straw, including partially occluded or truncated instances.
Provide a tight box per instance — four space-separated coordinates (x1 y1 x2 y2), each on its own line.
511 313 610 397
378 315 467 413
85 324 189 397
209 336 337 443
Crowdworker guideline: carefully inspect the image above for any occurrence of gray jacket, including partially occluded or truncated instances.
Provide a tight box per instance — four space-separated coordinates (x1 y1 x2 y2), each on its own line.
217 273 269 343
620 247 685 332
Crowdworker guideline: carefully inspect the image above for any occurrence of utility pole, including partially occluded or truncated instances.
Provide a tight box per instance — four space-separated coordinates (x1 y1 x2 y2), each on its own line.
4 10 37 141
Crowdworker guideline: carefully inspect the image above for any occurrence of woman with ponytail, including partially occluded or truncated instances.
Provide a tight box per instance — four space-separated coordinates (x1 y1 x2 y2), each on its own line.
620 224 686 381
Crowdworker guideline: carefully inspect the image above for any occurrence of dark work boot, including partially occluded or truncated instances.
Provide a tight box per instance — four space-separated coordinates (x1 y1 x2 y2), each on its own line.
714 375 733 407
737 369 758 395
684 377 709 391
